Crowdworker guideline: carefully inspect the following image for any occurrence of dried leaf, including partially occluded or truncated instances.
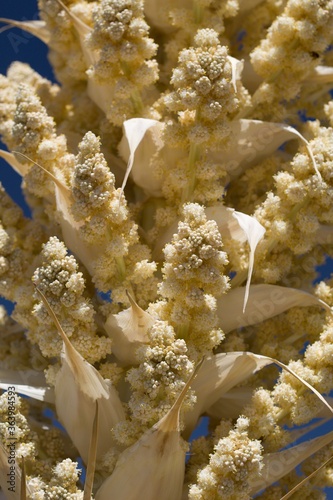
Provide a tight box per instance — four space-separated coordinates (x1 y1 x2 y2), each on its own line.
279 455 333 500
227 56 244 93
207 386 254 420
0 383 54 404
95 362 202 500
84 402 98 500
309 65 333 83
231 210 265 311
0 18 50 44
119 118 162 196
210 119 320 179
217 284 331 333
36 288 125 463
0 150 30 176
250 430 333 494
104 292 155 365
184 352 272 436
0 441 31 499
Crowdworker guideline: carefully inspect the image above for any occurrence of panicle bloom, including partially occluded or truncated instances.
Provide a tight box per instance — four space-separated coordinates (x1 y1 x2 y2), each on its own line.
32 236 112 368
154 203 229 353
70 130 158 303
87 0 159 124
37 0 90 85
1 1 333 498
188 417 263 500
116 318 194 445
250 0 333 119
157 28 249 205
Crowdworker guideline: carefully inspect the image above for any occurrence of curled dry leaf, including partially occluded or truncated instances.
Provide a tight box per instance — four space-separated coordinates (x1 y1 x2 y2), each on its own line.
104 292 155 365
96 361 203 500
217 283 332 333
35 288 125 463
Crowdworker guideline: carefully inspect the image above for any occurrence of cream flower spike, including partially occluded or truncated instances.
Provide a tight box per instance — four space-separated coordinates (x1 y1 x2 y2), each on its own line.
104 291 155 366
95 360 203 500
155 205 265 311
35 288 125 463
0 18 50 44
54 0 96 65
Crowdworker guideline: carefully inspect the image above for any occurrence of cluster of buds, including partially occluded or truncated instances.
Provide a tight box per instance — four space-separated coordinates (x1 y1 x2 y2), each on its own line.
0 0 333 498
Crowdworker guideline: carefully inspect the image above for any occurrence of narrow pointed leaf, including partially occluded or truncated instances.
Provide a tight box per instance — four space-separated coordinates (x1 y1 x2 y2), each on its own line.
217 284 331 333
210 119 320 179
250 430 333 494
205 205 247 242
0 441 31 499
54 0 97 67
273 358 333 418
36 288 109 400
231 210 265 311
84 402 98 500
0 150 29 176
184 352 272 436
279 455 333 500
104 292 154 365
96 362 202 500
54 0 91 37
0 18 50 44
308 65 333 83
36 288 125 462
227 56 244 93
13 151 80 229
0 383 54 403
20 458 26 500
119 118 163 196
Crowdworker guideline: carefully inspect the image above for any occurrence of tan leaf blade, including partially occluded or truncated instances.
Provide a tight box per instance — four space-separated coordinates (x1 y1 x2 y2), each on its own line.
84 402 98 500
209 119 320 179
231 210 265 311
119 118 161 197
184 352 272 436
279 455 333 500
250 430 333 494
104 291 154 365
217 284 331 333
95 361 203 500
20 458 26 500
0 18 50 44
36 288 125 463
0 441 31 499
0 370 54 403
35 287 110 401
0 150 29 176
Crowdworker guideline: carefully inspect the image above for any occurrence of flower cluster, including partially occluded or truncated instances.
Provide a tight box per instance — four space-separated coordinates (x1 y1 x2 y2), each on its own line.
0 0 333 498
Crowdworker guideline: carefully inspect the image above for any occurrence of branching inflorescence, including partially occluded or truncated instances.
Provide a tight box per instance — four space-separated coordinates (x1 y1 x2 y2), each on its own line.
0 0 333 498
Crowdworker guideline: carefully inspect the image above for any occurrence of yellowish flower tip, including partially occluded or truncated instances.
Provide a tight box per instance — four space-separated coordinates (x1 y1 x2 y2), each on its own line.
2 1 333 497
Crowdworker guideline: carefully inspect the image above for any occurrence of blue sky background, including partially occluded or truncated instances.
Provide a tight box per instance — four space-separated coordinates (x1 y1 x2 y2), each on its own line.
0 2 333 496
0 0 54 213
